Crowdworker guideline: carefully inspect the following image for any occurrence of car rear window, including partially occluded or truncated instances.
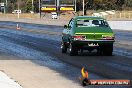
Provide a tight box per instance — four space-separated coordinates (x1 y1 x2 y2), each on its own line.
76 19 109 27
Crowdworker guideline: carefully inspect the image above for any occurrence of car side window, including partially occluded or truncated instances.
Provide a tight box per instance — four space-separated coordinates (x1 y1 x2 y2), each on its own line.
68 19 74 29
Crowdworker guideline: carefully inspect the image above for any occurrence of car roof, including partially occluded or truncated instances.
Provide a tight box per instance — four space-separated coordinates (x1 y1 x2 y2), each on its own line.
74 16 105 20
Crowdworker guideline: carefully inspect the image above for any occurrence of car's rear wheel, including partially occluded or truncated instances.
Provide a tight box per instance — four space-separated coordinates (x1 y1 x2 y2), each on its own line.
69 43 78 56
101 44 113 56
61 42 67 53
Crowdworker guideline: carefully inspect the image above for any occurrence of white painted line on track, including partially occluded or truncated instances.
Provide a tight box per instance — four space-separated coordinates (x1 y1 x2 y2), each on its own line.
0 71 22 88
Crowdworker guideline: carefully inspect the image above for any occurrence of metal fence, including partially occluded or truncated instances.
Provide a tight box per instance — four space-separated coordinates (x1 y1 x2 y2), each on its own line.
101 11 132 20
0 11 132 21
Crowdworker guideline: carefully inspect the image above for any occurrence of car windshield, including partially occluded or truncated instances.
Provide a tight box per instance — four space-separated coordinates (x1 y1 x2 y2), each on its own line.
52 13 57 15
76 19 109 27
52 14 57 15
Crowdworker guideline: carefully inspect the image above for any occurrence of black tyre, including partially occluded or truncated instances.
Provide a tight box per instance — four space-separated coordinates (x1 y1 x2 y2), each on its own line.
102 44 113 56
97 47 103 55
69 43 78 56
61 42 67 53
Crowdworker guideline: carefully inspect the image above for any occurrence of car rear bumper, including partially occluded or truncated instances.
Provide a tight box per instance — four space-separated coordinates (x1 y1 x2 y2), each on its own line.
71 39 114 49
72 39 115 45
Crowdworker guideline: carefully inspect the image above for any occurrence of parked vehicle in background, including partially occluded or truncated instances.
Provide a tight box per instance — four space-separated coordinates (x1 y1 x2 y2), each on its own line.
51 12 57 19
61 16 115 56
30 11 34 14
12 10 21 14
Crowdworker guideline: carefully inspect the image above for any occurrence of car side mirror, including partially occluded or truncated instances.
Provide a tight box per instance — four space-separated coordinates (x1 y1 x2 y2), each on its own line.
64 25 68 28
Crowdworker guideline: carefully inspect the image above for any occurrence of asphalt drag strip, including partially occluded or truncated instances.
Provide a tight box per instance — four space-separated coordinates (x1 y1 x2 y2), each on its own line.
0 23 132 88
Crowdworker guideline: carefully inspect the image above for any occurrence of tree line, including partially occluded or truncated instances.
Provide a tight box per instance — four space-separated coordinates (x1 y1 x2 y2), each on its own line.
0 0 132 13
77 0 132 11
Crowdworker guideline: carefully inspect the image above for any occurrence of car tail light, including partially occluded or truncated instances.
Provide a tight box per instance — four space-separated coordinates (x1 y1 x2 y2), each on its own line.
102 36 115 40
72 35 86 40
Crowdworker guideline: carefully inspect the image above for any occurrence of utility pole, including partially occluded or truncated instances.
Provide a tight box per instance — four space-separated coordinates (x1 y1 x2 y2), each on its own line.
75 0 76 12
17 0 20 19
5 0 7 13
32 0 34 12
83 0 85 16
57 0 60 15
16 0 21 30
5 0 7 6
39 0 41 18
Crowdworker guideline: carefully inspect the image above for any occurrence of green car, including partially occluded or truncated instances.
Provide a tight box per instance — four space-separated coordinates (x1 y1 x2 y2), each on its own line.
61 16 115 56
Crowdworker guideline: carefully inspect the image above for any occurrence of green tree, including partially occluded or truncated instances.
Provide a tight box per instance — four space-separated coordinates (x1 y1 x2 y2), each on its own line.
124 0 132 7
